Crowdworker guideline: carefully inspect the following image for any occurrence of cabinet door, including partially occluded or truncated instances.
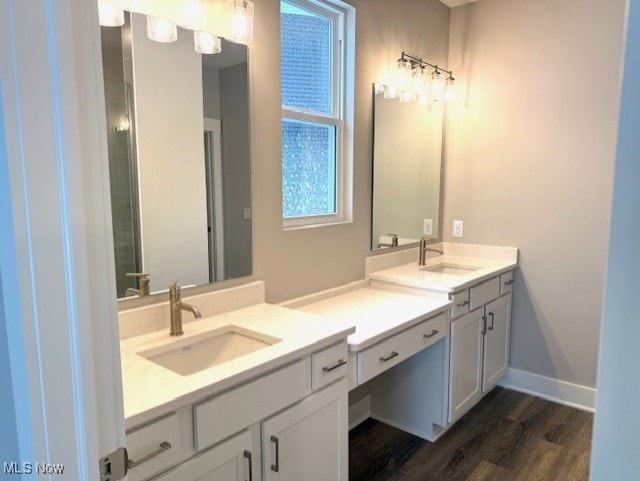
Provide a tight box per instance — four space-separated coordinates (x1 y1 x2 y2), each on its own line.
262 379 348 481
483 293 512 392
153 430 253 481
449 308 484 423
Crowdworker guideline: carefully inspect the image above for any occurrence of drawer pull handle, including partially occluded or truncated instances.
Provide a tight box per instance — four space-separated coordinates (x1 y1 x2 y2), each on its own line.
379 351 399 362
423 329 439 339
322 359 347 372
481 316 487 336
127 441 171 469
456 300 470 307
244 450 253 481
270 436 280 472
504 279 514 286
488 312 495 331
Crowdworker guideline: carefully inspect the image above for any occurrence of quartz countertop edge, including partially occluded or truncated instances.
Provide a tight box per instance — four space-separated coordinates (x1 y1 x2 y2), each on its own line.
121 303 355 429
369 255 518 293
298 287 453 352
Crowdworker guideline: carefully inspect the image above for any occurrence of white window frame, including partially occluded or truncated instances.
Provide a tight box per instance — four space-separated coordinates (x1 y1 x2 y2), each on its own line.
281 0 354 229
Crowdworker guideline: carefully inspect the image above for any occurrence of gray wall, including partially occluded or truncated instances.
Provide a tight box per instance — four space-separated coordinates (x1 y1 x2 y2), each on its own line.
220 63 252 279
202 67 221 119
591 1 640 478
249 0 450 302
444 0 625 388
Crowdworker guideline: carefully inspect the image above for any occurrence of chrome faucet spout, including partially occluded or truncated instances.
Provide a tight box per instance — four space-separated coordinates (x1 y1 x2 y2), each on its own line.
169 282 201 336
418 237 444 265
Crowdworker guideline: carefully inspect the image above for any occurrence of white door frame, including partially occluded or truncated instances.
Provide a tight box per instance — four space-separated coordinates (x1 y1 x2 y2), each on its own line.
0 0 125 477
204 117 226 281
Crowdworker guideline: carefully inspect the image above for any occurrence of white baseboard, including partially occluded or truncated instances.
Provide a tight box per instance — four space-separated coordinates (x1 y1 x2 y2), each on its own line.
498 368 596 412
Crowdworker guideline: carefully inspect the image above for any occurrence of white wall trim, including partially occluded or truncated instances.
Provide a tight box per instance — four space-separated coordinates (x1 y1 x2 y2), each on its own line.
348 394 370 430
498 368 596 412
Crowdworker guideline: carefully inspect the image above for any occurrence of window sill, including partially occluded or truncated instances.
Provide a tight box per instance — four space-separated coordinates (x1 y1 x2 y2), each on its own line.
283 219 353 231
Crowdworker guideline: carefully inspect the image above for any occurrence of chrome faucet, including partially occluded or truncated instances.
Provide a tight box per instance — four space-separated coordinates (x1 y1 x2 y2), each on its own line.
169 282 202 336
378 233 399 248
418 237 444 266
125 272 151 297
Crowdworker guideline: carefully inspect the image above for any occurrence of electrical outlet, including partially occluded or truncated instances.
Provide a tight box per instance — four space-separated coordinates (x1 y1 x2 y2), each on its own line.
423 219 433 236
243 208 252 220
453 220 464 238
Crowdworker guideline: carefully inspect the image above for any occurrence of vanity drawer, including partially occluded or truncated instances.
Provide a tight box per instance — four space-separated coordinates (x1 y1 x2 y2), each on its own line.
312 341 348 390
450 289 470 319
469 277 500 310
194 359 308 452
500 271 514 294
126 412 182 481
357 312 447 385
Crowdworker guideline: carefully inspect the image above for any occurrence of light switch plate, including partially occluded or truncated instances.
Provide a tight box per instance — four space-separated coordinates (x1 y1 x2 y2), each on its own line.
423 219 433 236
243 208 252 220
453 220 463 238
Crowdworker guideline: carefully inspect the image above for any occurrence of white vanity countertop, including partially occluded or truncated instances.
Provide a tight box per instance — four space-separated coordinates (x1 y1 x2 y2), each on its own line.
120 303 354 428
369 254 517 293
298 287 452 351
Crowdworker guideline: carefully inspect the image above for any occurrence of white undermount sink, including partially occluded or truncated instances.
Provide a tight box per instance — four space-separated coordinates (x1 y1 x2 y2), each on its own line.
139 325 281 376
421 262 481 276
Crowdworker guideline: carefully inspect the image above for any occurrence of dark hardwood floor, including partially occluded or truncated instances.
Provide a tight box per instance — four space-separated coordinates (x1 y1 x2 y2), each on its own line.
349 387 593 481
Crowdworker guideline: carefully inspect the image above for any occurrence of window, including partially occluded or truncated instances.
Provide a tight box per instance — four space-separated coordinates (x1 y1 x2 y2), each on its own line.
281 0 353 227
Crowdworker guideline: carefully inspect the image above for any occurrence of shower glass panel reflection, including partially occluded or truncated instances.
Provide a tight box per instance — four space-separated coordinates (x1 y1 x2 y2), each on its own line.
104 79 142 298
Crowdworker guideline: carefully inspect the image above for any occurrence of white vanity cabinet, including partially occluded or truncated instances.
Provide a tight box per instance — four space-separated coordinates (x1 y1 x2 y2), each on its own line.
125 341 350 481
151 430 253 481
448 272 513 423
262 379 348 481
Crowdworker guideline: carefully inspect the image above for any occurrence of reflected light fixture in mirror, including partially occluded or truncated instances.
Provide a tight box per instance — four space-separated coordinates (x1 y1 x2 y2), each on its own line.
98 0 255 53
98 0 125 27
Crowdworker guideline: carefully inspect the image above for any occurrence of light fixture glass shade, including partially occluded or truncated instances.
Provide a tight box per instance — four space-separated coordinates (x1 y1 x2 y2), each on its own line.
98 0 125 27
413 67 428 97
181 0 207 31
194 31 222 54
430 70 445 102
399 90 416 103
147 16 178 43
383 84 398 99
395 60 412 92
227 0 255 45
445 76 455 102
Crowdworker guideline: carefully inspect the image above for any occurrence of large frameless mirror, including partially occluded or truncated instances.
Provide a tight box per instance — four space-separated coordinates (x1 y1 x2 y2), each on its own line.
371 87 444 250
101 12 252 299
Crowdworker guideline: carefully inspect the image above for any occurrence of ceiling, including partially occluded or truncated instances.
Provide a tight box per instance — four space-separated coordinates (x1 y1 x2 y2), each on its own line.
439 0 479 7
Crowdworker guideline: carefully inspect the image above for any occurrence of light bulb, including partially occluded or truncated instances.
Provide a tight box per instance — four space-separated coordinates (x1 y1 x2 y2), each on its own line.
430 70 445 102
98 0 124 27
147 16 178 43
227 0 254 44
445 76 455 102
413 67 428 97
194 31 222 54
395 60 412 92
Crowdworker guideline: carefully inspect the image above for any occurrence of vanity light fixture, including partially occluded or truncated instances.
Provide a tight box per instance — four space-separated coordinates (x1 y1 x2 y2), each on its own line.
146 16 179 43
98 0 255 54
98 0 125 27
380 52 455 105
